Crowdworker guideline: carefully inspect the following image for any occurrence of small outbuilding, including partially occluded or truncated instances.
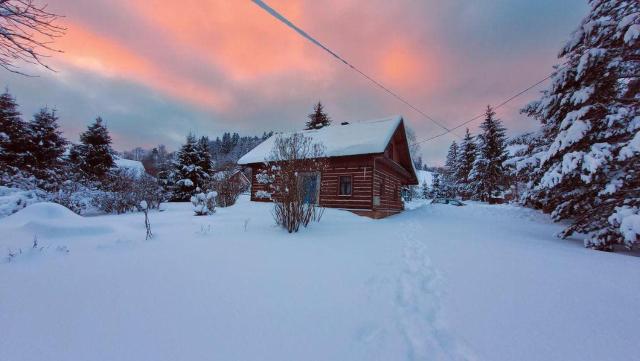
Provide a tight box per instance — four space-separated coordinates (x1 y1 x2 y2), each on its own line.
238 116 418 218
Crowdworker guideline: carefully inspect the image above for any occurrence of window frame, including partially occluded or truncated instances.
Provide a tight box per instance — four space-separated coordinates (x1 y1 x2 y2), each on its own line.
338 175 353 196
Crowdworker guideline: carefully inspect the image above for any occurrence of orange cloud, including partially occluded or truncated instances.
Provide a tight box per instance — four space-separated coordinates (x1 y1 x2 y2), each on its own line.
377 41 441 91
131 0 333 83
55 20 232 110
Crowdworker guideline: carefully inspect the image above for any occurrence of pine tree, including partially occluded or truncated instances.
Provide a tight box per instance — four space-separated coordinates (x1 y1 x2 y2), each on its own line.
197 136 213 175
305 101 331 130
26 108 68 183
0 90 28 171
71 117 115 181
469 106 508 202
521 0 640 250
430 173 442 198
443 141 458 198
421 181 430 199
455 129 477 199
172 133 210 201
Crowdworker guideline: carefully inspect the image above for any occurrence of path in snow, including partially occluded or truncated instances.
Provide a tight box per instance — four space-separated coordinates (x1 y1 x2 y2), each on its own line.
395 217 476 361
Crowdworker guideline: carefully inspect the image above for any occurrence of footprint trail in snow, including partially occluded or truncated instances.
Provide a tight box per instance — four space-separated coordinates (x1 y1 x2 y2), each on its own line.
396 220 476 361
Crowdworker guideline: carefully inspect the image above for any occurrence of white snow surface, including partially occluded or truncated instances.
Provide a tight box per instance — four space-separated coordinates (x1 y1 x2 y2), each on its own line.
238 116 403 164
416 170 434 187
1 196 639 361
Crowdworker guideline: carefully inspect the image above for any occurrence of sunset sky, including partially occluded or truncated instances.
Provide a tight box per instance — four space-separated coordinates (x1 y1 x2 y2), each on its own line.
3 0 588 164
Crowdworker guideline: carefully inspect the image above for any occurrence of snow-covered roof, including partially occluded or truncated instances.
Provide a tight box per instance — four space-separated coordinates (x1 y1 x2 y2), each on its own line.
238 116 404 164
113 157 146 177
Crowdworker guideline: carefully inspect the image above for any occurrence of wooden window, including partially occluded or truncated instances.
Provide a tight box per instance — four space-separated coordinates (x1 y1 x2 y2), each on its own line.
339 175 352 195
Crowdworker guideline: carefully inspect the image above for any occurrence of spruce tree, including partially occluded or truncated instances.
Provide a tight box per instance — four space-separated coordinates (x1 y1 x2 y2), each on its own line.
71 117 115 181
172 133 210 201
431 173 442 198
469 106 508 202
0 90 27 171
305 102 331 130
455 129 477 199
197 136 213 175
521 0 640 250
421 181 430 199
443 141 459 198
26 107 67 182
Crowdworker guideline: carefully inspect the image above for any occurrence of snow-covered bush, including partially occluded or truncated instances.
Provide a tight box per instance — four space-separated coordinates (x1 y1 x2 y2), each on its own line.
0 186 48 218
191 189 217 216
49 181 103 215
255 190 271 199
91 169 166 214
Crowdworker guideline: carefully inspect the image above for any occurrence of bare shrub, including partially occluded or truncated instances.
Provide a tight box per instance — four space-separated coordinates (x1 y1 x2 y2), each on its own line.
263 133 327 233
210 171 244 207
92 170 166 214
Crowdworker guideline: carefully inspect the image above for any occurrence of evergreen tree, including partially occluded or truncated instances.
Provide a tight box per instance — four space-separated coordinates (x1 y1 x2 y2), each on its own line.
430 173 443 198
469 106 508 202
455 129 477 199
0 90 27 171
443 141 458 198
305 101 331 130
71 117 115 181
26 107 67 182
172 133 210 201
521 0 640 250
197 136 213 175
421 181 430 199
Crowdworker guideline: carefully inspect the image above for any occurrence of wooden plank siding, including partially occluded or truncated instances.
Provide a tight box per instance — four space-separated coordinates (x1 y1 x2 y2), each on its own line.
319 165 373 210
372 159 404 212
248 154 404 214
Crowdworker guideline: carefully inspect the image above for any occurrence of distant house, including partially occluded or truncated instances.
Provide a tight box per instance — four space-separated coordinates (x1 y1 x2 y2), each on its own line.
238 116 418 218
213 169 251 192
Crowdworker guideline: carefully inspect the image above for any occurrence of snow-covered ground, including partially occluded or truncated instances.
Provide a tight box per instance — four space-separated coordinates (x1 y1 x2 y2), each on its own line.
1 196 638 361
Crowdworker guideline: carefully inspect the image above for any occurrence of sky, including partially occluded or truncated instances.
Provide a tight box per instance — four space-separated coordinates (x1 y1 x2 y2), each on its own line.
3 0 589 165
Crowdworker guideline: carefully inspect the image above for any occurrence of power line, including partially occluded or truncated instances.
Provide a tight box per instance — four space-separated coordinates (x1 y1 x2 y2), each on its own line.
412 64 566 145
251 0 453 135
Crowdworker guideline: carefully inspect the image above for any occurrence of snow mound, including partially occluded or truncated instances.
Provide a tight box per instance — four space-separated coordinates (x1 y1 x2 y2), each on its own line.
1 202 113 238
4 202 79 224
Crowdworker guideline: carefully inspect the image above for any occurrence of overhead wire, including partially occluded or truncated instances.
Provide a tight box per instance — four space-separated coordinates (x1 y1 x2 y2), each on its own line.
251 0 453 135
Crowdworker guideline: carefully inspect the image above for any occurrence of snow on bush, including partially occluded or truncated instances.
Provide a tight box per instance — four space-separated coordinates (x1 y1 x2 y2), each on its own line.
255 190 271 199
191 189 217 216
604 206 640 249
0 186 48 218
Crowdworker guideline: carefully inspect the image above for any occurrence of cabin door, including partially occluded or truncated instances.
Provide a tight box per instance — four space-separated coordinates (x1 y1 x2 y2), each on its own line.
299 172 320 205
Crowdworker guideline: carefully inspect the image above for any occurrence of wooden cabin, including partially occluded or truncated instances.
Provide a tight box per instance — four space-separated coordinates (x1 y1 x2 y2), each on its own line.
237 116 418 218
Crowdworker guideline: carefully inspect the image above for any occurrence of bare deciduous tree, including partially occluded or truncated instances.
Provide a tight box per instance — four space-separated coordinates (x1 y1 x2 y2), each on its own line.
0 0 65 75
210 171 245 208
263 133 327 233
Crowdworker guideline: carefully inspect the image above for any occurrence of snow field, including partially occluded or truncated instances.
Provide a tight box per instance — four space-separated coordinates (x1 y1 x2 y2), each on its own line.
1 196 638 361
